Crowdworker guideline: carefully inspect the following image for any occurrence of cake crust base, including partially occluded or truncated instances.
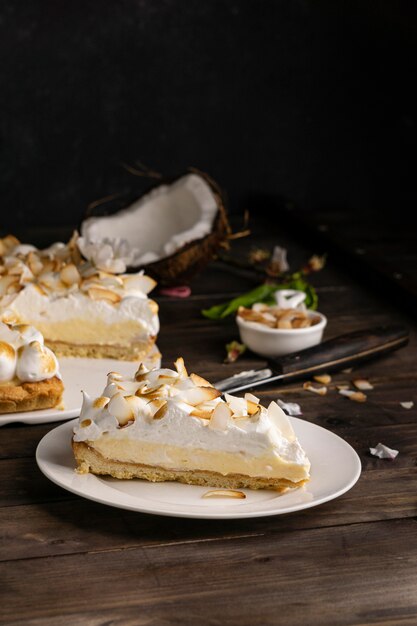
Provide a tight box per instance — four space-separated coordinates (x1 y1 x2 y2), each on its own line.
72 441 308 492
0 376 64 414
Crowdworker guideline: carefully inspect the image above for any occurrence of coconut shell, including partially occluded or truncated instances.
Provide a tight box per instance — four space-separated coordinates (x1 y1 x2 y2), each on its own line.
83 169 232 286
145 169 231 285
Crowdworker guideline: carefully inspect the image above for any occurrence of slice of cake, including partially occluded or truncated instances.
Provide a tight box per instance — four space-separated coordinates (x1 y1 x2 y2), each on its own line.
0 233 159 361
0 321 64 413
72 358 310 491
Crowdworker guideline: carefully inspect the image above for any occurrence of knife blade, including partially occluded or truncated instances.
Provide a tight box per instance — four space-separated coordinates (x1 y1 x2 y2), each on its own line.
214 325 409 394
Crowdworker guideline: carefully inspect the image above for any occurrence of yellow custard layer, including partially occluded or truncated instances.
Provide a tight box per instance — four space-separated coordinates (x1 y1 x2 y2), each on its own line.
20 318 147 345
90 438 310 483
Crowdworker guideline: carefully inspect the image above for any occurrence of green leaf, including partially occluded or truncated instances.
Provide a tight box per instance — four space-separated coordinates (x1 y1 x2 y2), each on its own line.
201 276 318 320
202 284 278 320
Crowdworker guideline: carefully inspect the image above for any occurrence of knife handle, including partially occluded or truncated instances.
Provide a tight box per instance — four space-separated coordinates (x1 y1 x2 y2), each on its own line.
268 325 409 379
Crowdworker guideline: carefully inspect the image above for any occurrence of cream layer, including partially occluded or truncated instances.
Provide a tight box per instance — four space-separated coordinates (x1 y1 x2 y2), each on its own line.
19 318 151 346
6 285 159 345
89 438 308 482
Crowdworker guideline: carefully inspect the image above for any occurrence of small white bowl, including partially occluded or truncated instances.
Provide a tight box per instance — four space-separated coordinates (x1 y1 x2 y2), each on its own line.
236 310 327 358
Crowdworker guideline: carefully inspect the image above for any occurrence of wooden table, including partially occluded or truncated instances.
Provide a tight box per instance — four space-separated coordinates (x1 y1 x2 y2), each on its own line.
2 218 417 625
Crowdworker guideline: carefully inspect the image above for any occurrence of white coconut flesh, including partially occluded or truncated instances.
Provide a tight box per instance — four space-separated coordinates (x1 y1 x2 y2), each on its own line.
80 174 220 266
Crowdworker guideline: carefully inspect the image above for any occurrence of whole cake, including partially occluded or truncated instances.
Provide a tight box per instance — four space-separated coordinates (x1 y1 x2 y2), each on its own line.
0 233 159 361
72 358 310 491
0 321 63 413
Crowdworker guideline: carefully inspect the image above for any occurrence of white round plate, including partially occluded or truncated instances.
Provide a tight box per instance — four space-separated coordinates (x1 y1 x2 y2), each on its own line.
36 417 361 519
0 348 160 426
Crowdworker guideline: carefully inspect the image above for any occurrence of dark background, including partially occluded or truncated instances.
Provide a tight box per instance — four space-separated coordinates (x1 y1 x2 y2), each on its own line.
0 0 416 230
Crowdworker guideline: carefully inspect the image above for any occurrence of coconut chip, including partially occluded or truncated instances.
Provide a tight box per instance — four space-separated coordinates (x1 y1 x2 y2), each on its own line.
277 399 302 416
400 401 414 410
338 389 367 403
369 443 399 460
202 490 246 499
313 374 332 385
303 381 327 396
352 378 374 391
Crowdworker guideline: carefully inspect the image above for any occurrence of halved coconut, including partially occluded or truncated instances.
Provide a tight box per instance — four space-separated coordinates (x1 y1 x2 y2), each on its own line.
80 171 231 284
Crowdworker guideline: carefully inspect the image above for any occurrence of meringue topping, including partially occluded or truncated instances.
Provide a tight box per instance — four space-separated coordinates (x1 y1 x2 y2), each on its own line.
0 233 159 349
0 341 17 383
0 321 60 383
0 232 157 307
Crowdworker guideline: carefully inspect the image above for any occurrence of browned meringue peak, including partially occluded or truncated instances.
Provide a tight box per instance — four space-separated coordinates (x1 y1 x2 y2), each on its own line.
0 321 60 383
0 232 157 304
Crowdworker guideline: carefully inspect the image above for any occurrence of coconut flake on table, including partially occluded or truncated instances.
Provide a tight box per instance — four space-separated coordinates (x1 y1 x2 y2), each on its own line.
352 378 374 390
303 381 327 396
400 401 414 409
369 443 399 459
338 389 367 402
277 399 302 416
80 174 220 267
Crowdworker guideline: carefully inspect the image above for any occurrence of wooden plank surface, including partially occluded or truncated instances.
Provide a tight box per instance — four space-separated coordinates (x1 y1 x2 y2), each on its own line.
1 217 417 625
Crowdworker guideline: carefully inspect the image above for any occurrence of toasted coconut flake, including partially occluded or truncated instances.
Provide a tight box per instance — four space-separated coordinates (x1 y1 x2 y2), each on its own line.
202 489 246 499
180 386 221 406
313 374 332 385
60 263 81 286
0 234 20 256
88 286 122 304
352 378 374 391
6 261 25 276
136 383 164 397
153 401 168 420
122 273 157 295
27 251 44 275
244 392 260 404
209 402 232 430
174 357 188 378
33 283 47 296
147 399 168 418
0 310 19 325
190 372 213 387
246 400 260 415
268 401 296 441
250 407 262 422
0 275 21 297
336 384 350 391
400 401 414 409
149 300 159 315
190 406 213 420
303 381 327 396
339 389 367 403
